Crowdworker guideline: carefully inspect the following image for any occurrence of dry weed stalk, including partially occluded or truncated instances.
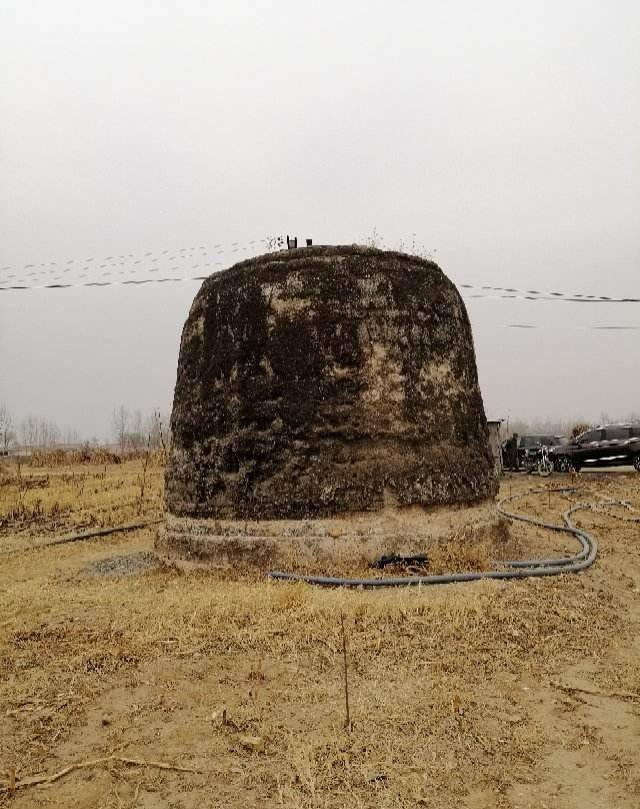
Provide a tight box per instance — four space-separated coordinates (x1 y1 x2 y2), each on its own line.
340 610 352 732
15 456 24 506
137 433 152 515
0 755 204 793
0 457 164 536
550 681 640 703
155 409 169 463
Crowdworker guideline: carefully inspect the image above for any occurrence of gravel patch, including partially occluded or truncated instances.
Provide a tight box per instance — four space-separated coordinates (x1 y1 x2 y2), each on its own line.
86 551 160 577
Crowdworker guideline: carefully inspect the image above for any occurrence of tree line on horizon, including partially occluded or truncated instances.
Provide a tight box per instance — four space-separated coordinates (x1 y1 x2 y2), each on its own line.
0 403 170 455
1 402 639 457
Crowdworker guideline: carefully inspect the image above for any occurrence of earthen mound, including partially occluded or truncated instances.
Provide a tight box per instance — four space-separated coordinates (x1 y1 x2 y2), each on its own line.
159 245 498 567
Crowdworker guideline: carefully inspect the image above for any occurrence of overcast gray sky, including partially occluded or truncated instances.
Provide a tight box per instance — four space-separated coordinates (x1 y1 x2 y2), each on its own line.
1 0 639 440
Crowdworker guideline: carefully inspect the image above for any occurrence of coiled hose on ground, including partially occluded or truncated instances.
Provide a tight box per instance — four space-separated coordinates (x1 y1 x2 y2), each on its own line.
267 486 622 588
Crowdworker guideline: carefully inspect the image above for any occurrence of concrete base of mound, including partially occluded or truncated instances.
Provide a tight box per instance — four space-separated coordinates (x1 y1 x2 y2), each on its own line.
156 500 505 571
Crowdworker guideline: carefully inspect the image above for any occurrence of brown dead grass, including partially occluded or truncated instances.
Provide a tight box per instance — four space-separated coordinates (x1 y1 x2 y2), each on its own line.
0 458 163 540
0 464 639 808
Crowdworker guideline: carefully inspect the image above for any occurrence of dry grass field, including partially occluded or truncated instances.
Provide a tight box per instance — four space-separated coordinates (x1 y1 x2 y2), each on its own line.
0 459 638 808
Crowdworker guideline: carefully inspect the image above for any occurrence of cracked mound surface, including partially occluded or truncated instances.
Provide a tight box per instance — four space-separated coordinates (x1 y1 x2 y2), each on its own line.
165 245 497 521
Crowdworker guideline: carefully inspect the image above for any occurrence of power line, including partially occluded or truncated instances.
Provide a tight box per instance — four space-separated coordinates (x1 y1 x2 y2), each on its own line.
459 283 640 304
0 238 263 274
1 240 638 304
0 275 209 291
502 323 640 331
1 273 639 333
0 237 276 287
2 273 638 305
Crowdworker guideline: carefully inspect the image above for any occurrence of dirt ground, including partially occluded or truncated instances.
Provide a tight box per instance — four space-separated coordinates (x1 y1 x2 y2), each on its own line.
0 461 638 808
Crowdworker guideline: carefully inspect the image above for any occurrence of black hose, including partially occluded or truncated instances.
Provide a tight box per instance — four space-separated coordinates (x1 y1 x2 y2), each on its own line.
497 488 592 568
267 487 621 588
0 519 162 557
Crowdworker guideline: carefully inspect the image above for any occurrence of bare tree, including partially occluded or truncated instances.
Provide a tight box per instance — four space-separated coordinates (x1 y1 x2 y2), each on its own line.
128 410 144 451
145 409 171 452
20 415 38 448
112 405 130 453
0 404 15 454
63 427 80 445
112 405 172 455
38 418 60 448
18 415 61 449
504 417 592 441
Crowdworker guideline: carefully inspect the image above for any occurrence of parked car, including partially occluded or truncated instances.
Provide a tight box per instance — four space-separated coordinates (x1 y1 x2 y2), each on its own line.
502 434 562 471
550 425 640 472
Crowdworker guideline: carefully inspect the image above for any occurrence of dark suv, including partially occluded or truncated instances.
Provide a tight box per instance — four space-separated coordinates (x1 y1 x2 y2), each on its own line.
550 425 640 472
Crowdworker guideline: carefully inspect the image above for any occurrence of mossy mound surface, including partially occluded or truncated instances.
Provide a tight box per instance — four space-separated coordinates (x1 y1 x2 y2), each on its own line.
166 245 497 520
